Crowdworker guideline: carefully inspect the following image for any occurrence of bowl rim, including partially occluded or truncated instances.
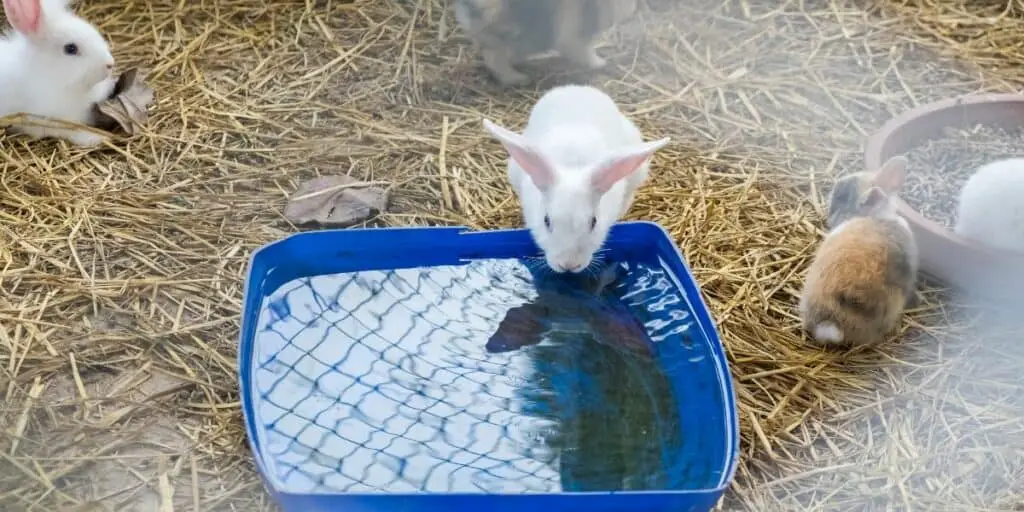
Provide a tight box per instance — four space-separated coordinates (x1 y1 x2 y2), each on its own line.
864 92 1024 260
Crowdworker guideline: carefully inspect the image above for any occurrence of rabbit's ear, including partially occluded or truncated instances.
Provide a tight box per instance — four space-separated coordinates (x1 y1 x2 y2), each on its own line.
859 186 889 213
590 137 670 195
873 155 908 194
4 0 43 36
483 118 557 190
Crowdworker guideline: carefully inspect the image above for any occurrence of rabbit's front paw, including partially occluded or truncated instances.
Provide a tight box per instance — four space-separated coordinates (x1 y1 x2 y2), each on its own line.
64 130 107 148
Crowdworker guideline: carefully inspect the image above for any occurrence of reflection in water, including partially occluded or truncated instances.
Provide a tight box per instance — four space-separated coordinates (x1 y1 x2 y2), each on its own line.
491 263 681 491
251 258 721 494
486 264 654 358
516 331 682 491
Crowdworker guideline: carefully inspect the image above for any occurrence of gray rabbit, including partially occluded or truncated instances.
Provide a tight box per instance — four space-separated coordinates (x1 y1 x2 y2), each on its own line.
454 0 638 85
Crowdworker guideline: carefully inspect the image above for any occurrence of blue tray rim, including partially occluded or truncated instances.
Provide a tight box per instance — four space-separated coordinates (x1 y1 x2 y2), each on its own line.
237 221 741 498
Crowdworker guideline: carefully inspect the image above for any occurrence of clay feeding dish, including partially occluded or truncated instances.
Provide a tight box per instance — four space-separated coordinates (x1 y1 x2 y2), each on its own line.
865 93 1024 299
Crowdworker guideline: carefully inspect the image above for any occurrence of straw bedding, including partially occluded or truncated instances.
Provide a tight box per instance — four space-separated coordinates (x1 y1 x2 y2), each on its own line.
2 0 1024 510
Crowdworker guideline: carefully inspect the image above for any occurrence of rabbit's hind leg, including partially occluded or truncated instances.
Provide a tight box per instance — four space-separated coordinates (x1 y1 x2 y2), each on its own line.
557 38 607 70
481 46 530 86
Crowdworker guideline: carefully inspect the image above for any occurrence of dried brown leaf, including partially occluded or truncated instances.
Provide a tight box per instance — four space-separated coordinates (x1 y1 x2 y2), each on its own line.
93 68 156 135
284 175 390 227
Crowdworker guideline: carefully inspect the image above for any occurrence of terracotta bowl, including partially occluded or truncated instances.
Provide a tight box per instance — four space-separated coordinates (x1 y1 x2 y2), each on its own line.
864 93 1024 299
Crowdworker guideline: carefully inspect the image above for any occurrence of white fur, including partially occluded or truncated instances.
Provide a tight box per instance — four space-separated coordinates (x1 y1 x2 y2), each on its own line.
812 322 844 344
797 259 846 345
830 201 908 236
0 0 116 146
873 198 905 225
894 212 910 231
954 158 1024 253
482 85 670 273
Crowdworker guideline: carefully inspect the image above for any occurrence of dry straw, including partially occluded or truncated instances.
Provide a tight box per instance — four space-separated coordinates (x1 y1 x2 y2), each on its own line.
1 0 1024 510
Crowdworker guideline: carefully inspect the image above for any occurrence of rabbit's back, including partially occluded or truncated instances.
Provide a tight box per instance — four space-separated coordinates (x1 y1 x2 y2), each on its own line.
518 85 647 196
523 85 641 145
800 216 916 346
454 0 561 57
955 158 1024 253
455 0 633 57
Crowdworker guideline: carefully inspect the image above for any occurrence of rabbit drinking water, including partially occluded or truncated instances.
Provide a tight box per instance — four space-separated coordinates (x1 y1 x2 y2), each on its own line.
482 84 669 273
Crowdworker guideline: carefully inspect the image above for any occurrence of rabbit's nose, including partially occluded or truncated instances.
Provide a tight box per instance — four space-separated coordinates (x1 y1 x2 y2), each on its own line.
565 262 587 273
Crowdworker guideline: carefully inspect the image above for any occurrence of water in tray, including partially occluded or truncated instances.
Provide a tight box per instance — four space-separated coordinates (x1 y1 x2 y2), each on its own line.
251 256 726 495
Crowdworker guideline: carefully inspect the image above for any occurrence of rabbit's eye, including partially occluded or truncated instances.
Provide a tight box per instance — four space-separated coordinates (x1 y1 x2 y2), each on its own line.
543 215 551 231
63 43 79 56
589 217 597 231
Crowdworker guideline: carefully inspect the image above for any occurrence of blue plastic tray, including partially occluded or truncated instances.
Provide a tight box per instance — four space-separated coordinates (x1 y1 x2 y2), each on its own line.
238 221 739 512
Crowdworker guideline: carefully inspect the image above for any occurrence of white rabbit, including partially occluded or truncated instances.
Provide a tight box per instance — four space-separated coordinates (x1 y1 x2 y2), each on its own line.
482 84 670 273
954 158 1024 253
0 0 117 147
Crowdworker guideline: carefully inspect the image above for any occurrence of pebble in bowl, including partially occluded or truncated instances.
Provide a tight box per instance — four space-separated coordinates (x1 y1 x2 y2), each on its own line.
865 93 1024 300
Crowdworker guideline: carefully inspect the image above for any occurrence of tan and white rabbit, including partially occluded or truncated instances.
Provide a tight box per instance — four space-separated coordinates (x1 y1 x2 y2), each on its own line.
482 84 669 274
799 156 919 347
0 0 117 147
453 0 638 86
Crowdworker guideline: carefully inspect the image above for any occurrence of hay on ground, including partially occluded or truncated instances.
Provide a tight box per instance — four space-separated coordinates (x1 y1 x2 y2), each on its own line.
2 0 1024 511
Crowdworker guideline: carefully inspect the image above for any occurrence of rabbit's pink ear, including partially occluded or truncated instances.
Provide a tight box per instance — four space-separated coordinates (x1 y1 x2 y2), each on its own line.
3 0 42 35
873 155 908 193
483 118 556 189
590 137 670 195
860 186 888 212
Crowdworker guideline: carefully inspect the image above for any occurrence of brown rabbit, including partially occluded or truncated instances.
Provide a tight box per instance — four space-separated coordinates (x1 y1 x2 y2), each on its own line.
798 156 919 347
453 0 638 86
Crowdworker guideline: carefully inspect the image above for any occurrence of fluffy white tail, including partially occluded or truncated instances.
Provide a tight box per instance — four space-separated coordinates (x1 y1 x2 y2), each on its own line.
812 321 844 344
